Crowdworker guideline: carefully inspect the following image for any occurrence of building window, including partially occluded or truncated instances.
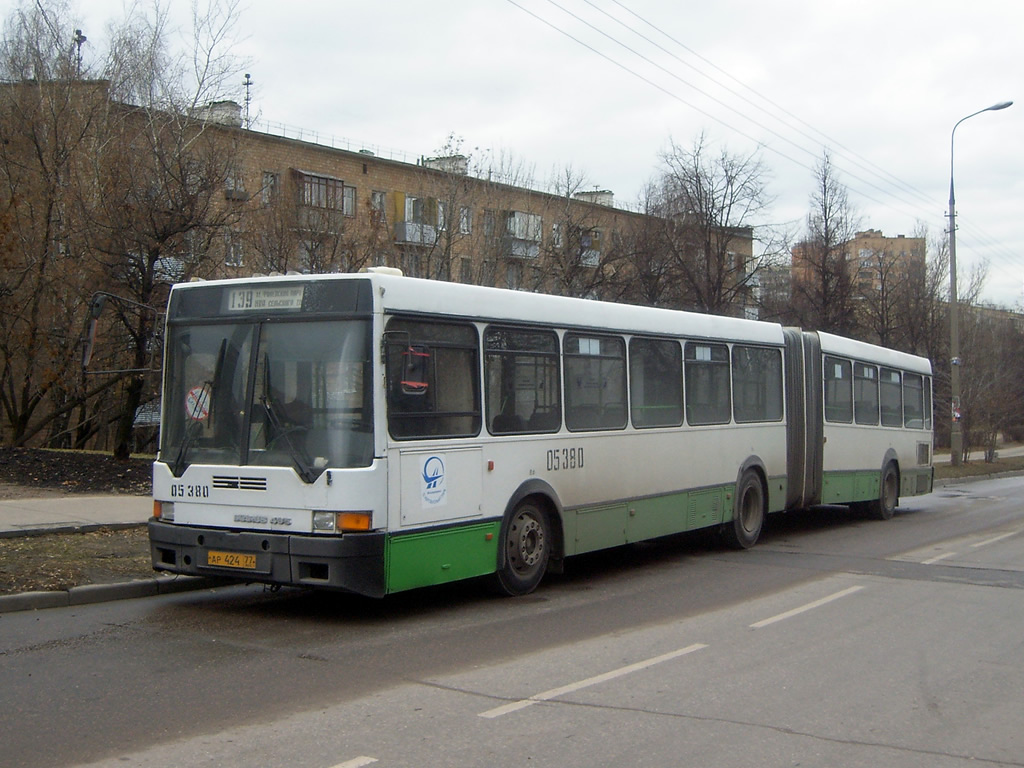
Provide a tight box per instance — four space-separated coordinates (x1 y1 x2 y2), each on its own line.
459 206 472 234
260 172 279 205
225 164 246 200
300 172 355 216
225 232 244 267
405 195 426 224
370 190 387 225
506 211 542 242
579 229 601 267
506 261 522 290
437 200 447 231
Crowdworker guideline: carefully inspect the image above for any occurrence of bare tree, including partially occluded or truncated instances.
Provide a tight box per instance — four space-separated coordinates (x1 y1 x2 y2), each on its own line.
654 133 771 316
956 307 1024 461
536 164 615 299
791 151 859 334
77 0 246 458
611 181 678 308
0 2 112 447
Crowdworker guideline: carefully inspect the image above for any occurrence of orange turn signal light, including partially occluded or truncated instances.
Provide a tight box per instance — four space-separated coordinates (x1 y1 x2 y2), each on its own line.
339 512 372 531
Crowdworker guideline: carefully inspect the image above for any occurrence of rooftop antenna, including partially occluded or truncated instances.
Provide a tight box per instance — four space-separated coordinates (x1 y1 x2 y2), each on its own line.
243 73 253 128
73 29 86 76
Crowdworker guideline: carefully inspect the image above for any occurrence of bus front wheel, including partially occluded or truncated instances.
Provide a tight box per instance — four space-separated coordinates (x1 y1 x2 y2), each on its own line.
725 470 765 550
866 463 899 520
493 500 550 596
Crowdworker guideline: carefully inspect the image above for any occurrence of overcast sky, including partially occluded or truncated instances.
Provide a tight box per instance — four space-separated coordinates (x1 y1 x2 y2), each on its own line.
22 0 1024 307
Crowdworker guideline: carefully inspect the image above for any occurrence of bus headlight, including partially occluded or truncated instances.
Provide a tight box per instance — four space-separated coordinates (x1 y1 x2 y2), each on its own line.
154 501 174 522
312 511 336 532
312 511 372 533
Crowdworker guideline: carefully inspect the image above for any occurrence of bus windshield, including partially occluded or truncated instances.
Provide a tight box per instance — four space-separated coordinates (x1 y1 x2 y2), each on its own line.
160 319 373 480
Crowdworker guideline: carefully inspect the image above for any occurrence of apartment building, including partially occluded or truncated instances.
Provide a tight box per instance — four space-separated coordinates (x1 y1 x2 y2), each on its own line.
790 229 925 296
848 229 925 294
204 102 651 297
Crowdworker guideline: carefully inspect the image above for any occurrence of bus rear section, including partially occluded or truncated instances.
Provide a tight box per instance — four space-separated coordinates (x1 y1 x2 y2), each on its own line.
783 329 934 517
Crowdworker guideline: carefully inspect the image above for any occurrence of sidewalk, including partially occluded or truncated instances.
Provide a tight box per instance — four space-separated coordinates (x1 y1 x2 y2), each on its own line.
934 443 1024 464
0 493 152 538
0 492 223 613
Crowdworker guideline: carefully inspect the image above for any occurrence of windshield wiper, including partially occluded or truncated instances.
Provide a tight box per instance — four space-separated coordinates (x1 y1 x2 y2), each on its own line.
172 337 227 477
260 390 317 483
172 379 211 477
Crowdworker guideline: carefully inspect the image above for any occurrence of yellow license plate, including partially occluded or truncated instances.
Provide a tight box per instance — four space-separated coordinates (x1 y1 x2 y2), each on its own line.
207 550 258 570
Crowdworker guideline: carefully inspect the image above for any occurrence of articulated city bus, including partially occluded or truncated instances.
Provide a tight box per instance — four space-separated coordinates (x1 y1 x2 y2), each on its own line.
148 270 933 597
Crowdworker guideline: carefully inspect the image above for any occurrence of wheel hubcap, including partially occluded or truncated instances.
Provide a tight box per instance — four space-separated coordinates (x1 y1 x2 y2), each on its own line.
509 512 544 570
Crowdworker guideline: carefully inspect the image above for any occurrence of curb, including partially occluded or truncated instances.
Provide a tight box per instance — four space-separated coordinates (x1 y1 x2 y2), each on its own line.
3 469 1020 614
932 469 1024 487
0 521 145 540
0 575 229 614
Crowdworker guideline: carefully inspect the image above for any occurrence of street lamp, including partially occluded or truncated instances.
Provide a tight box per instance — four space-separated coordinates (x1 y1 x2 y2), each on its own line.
948 100 1013 466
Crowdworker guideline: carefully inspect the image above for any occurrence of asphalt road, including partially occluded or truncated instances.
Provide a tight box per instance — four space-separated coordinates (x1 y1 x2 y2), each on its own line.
3 476 1024 768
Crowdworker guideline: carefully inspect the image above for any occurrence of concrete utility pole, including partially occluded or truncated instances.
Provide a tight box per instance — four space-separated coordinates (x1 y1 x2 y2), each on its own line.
947 100 1012 466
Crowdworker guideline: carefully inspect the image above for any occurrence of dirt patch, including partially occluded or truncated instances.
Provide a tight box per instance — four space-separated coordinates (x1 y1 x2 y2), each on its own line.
0 526 153 596
0 448 155 597
0 447 151 495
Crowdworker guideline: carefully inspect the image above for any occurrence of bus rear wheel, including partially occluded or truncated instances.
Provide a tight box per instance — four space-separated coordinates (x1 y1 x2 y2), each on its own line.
724 470 765 550
493 500 550 596
866 463 899 520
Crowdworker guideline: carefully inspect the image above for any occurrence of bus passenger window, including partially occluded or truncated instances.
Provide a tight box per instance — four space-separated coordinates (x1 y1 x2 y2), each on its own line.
903 373 925 428
923 376 933 429
565 333 626 431
400 345 430 395
823 356 853 423
629 338 682 428
485 327 561 434
385 318 481 439
684 342 730 425
854 363 879 425
880 368 903 427
732 345 783 423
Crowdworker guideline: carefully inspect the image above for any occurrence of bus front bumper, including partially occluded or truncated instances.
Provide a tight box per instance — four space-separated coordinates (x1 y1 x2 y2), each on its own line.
148 520 387 598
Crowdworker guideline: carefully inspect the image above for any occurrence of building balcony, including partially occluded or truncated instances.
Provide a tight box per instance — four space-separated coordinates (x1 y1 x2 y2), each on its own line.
502 236 540 260
395 221 437 245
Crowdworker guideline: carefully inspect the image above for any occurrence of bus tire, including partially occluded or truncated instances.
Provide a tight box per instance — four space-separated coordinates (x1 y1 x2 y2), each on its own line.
866 463 899 520
492 500 550 596
724 470 765 550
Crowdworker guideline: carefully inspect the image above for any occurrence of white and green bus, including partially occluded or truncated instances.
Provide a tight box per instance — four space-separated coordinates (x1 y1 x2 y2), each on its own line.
149 270 934 597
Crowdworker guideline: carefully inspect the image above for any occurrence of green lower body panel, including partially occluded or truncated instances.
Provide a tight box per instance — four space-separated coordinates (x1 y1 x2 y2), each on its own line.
900 467 933 497
822 467 933 505
822 470 880 505
386 521 500 594
564 485 737 556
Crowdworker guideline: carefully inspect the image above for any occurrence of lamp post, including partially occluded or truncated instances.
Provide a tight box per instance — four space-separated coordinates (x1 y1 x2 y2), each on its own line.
948 100 1013 466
